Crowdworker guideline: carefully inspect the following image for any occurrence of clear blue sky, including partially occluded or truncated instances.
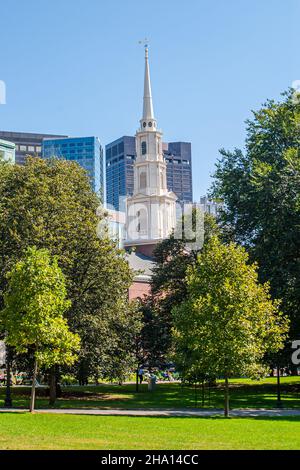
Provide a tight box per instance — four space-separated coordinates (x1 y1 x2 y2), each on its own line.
1 0 298 200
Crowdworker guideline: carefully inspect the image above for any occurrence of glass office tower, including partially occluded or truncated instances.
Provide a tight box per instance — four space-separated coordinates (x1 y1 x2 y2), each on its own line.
42 136 104 196
105 136 136 211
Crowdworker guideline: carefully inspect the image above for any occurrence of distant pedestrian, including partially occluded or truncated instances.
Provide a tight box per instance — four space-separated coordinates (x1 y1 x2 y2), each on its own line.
138 368 144 384
167 370 172 382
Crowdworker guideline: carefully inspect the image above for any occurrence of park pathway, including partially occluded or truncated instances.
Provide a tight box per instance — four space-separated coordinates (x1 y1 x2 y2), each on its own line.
1 407 300 417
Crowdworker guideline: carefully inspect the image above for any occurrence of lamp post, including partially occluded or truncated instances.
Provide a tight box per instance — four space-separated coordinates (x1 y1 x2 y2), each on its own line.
4 345 12 408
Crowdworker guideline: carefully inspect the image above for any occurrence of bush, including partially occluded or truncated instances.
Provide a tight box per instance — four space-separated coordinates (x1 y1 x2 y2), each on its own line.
60 374 77 386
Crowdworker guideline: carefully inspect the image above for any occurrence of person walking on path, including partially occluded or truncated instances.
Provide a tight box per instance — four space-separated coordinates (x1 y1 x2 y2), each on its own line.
138 368 144 384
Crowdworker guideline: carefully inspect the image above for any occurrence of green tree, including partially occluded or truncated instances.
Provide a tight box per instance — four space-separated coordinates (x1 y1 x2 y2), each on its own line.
211 90 300 345
78 298 142 385
0 157 135 401
1 247 80 412
141 211 220 367
173 237 289 416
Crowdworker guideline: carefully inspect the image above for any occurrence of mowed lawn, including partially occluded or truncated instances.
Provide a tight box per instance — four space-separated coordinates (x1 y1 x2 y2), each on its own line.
0 413 300 449
0 377 299 410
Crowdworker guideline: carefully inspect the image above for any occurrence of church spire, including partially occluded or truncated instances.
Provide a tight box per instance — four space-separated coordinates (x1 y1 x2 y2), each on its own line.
142 44 154 120
124 42 177 249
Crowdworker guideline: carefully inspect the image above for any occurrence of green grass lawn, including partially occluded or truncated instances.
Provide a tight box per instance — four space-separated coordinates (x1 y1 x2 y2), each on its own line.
0 377 299 410
0 413 299 449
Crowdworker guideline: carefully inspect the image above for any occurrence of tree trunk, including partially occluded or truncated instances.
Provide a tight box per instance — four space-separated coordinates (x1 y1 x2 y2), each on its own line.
29 358 38 413
224 375 229 417
276 364 282 407
4 346 12 408
49 365 56 406
290 363 298 376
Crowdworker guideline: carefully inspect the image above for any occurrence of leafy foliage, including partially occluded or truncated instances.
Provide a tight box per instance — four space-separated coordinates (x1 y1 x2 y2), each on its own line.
1 246 80 368
172 237 289 384
0 157 137 381
138 210 220 367
211 90 300 340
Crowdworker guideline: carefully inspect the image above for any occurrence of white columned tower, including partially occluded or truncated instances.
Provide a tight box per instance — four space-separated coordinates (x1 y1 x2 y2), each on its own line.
125 44 177 256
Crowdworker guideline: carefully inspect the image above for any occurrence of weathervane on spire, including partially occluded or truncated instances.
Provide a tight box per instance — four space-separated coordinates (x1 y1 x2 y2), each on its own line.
139 38 149 55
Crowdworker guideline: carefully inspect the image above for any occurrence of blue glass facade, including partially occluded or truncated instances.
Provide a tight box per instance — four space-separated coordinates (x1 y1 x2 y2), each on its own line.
106 136 135 211
42 136 104 196
105 136 193 210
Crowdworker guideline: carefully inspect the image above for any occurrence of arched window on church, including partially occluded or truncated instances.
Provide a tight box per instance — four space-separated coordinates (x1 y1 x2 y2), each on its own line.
140 171 147 190
141 141 147 155
137 208 148 236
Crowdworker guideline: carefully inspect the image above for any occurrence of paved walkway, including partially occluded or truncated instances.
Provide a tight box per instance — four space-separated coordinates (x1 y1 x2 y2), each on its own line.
0 407 300 417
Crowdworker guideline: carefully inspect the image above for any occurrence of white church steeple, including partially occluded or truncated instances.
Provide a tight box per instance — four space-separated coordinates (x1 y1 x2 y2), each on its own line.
125 45 177 254
140 44 157 131
142 45 155 121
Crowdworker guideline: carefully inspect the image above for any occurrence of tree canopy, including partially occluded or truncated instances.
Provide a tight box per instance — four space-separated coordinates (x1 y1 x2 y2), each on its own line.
1 246 80 411
0 157 136 385
211 90 300 340
138 210 220 367
172 236 289 416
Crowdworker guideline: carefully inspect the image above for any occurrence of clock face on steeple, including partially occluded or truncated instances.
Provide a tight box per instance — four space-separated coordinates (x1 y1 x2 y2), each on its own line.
148 122 152 127
143 122 146 128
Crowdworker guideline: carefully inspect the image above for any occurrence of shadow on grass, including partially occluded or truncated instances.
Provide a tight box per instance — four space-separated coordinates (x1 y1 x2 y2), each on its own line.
1 412 300 425
0 380 299 411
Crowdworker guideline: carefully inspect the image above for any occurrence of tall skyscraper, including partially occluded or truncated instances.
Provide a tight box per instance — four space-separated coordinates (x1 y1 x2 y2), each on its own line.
124 44 177 255
42 136 104 195
164 142 193 205
0 131 67 165
106 137 193 210
105 136 136 210
0 139 15 163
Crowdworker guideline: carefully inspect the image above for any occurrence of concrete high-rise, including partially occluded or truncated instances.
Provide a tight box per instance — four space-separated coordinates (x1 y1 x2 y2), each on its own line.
164 141 193 205
0 139 15 163
0 131 67 165
198 196 224 217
